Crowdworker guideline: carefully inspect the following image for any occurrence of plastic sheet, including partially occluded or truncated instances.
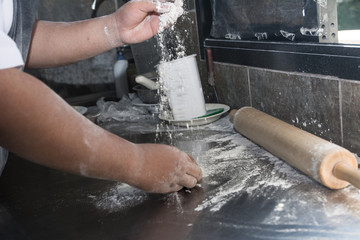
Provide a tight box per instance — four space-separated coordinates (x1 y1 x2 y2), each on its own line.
210 0 319 42
96 95 155 123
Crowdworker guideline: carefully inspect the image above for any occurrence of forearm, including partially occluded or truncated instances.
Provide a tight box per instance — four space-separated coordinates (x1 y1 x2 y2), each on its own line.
0 68 135 181
26 0 180 69
0 68 201 193
27 15 121 68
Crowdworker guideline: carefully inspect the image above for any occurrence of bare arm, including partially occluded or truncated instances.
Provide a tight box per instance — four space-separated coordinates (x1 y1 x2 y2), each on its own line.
27 1 177 68
0 68 202 193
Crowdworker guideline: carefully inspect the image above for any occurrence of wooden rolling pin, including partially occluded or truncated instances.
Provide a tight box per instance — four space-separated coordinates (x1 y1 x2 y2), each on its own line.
230 107 360 190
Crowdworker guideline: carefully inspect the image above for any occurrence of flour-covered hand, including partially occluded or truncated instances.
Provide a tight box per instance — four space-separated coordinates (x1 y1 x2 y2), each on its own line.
110 0 184 45
128 144 202 193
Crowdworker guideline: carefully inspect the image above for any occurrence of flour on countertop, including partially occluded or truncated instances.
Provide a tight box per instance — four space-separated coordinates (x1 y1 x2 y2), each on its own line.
194 128 309 212
94 114 360 228
92 183 148 212
192 122 360 226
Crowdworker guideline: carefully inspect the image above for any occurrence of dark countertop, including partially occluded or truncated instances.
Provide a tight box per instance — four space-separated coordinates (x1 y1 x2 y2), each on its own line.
1 111 360 240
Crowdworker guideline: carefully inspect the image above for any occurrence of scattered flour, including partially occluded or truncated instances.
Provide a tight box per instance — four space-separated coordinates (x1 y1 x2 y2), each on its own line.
92 183 148 212
95 114 360 229
192 120 311 212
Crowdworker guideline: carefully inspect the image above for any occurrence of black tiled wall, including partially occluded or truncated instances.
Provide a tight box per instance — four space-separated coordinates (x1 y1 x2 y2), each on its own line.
209 63 360 154
189 1 360 155
342 81 360 153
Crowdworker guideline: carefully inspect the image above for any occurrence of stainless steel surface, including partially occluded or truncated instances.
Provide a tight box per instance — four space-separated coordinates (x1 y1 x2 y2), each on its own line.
318 0 338 43
1 114 360 239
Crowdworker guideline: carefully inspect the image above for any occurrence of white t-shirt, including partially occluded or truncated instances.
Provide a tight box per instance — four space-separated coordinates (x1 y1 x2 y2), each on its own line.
1 0 24 175
0 0 24 69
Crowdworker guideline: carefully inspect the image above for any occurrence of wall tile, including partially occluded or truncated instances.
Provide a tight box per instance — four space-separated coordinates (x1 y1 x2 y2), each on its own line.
212 63 250 109
249 68 342 144
33 0 118 99
342 81 360 154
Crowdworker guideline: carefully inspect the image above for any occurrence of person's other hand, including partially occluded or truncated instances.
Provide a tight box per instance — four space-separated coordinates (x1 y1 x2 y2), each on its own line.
129 143 202 193
111 0 184 45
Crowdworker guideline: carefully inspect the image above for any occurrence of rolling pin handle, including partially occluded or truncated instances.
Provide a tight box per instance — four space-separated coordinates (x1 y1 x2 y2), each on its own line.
333 162 360 189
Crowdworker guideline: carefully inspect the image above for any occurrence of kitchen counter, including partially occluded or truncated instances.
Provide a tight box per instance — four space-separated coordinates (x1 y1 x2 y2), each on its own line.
1 106 360 240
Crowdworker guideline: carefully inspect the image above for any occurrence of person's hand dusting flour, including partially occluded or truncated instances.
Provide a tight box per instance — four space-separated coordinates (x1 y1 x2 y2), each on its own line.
0 0 201 194
157 0 184 32
112 0 184 46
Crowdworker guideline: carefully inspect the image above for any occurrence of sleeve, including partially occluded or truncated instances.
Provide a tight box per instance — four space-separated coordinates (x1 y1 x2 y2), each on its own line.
0 31 24 70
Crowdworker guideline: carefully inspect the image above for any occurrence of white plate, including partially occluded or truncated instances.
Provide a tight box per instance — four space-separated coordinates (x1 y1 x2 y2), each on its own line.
159 103 230 127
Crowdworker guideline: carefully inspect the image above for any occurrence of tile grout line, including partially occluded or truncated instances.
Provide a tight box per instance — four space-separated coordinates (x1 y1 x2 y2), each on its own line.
247 67 252 107
339 80 344 147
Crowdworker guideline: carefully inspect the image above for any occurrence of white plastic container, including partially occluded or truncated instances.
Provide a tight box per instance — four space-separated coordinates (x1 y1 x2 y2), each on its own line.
114 52 129 99
158 54 206 120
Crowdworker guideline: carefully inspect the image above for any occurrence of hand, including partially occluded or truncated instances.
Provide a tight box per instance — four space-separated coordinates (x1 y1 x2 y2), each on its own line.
129 143 202 193
111 0 184 45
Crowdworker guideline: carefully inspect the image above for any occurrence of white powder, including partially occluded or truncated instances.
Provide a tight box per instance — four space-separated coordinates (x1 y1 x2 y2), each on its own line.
79 163 89 177
91 182 192 214
157 0 184 33
154 0 193 134
103 21 122 48
190 118 311 212
92 183 148 212
94 114 360 228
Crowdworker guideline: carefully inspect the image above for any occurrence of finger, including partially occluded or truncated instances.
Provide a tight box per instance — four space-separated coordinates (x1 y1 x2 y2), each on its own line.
129 1 159 14
179 175 198 189
168 184 183 193
187 164 202 182
186 153 197 164
134 1 173 14
156 2 172 14
185 154 202 180
184 154 202 181
174 0 183 7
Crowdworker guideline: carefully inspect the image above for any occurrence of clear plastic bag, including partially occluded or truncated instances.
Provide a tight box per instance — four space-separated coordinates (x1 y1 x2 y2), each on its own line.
96 95 154 123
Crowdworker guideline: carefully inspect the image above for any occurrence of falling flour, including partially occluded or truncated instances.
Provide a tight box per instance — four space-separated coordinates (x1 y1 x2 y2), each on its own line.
154 0 189 127
157 0 184 33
